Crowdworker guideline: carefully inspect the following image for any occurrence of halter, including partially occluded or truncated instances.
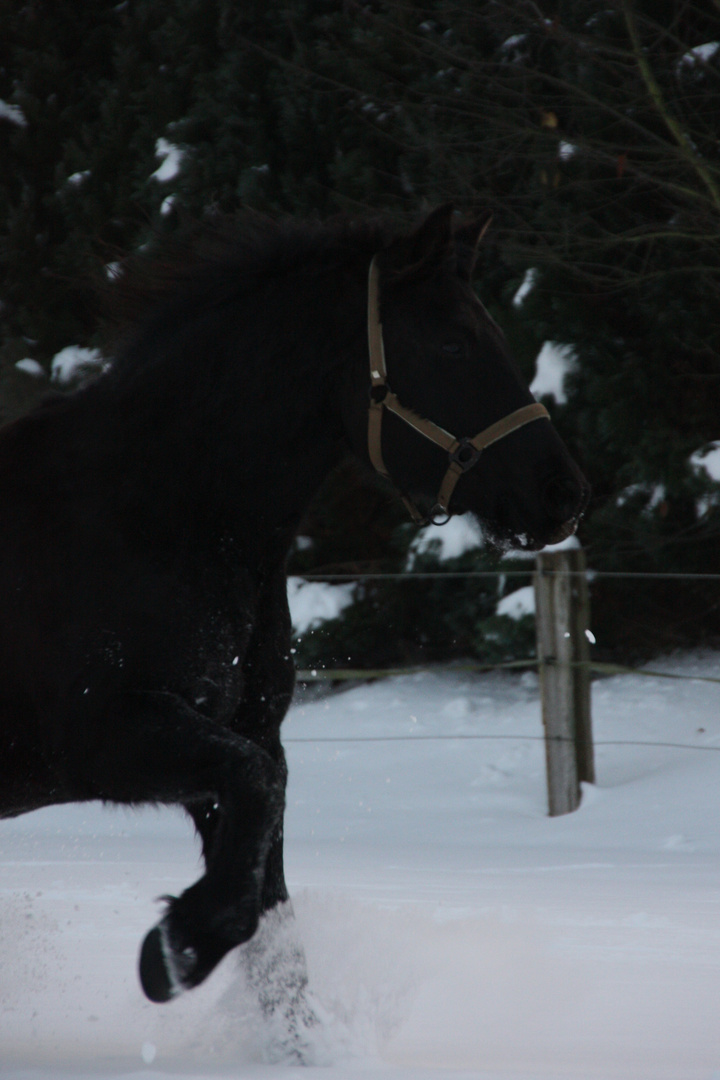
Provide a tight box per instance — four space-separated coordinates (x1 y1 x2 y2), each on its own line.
367 256 550 526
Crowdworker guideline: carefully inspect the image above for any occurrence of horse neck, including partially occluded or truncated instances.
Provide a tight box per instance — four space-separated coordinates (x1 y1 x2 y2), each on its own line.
96 252 371 547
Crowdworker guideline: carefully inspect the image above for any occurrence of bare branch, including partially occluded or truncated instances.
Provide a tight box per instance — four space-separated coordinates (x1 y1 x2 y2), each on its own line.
622 0 720 212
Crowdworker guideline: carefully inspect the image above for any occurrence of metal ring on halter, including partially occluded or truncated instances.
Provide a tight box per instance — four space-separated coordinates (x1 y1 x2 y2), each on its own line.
428 505 452 526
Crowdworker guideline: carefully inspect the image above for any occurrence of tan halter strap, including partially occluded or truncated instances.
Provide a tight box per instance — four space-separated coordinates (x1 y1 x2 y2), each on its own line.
367 256 550 525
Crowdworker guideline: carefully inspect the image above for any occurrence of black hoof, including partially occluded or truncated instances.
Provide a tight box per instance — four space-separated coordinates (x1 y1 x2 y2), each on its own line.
139 925 178 1003
139 910 253 1003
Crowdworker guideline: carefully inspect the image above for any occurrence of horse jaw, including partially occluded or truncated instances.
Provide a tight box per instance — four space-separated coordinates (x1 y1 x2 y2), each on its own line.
546 515 581 545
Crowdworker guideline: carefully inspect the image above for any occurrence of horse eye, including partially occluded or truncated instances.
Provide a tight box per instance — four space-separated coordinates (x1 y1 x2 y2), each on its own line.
441 342 464 358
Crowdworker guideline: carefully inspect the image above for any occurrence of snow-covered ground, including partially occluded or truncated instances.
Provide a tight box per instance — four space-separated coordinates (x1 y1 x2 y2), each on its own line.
3 653 720 1080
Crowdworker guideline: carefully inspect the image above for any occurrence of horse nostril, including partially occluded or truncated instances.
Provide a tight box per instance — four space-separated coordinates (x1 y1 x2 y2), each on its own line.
544 475 586 524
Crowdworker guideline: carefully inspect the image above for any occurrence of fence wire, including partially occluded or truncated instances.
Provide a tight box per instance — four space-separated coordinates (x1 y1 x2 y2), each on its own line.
284 733 720 752
296 660 720 685
299 570 720 581
290 566 720 756
295 566 720 686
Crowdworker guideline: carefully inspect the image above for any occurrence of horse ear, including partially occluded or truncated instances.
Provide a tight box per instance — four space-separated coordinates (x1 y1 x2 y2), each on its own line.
411 203 455 260
454 210 493 281
383 204 455 277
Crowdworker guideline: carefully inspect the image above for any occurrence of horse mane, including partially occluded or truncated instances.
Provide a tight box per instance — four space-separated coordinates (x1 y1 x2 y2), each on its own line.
102 211 400 353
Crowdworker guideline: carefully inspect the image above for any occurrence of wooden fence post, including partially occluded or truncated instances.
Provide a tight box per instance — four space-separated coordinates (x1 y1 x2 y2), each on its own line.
534 547 594 816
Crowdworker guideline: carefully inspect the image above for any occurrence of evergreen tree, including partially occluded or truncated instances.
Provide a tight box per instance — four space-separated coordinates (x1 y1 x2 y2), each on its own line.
285 0 720 656
2 0 719 660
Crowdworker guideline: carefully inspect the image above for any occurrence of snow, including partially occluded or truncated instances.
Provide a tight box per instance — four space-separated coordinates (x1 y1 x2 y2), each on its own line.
151 138 184 183
690 441 720 483
648 483 666 509
3 651 720 1079
616 482 667 513
616 482 645 507
0 100 27 127
286 577 356 635
512 267 537 307
503 532 580 561
546 533 581 552
499 35 528 64
65 170 90 187
50 345 104 386
530 341 578 405
407 514 483 564
15 358 45 378
690 443 720 516
678 41 720 68
496 584 535 619
500 34 528 51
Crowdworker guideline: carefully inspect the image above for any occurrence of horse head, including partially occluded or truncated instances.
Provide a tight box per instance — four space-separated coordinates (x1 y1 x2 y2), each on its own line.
353 205 589 552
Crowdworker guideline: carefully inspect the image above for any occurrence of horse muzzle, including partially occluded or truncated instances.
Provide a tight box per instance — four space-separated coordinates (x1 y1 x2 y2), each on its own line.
542 473 591 545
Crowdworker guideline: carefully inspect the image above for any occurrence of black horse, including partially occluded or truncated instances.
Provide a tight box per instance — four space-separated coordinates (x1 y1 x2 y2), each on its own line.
0 206 587 1008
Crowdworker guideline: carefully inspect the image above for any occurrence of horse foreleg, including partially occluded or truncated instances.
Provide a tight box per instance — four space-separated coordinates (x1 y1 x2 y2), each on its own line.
140 774 279 1003
70 690 284 1002
186 757 316 1055
185 757 289 909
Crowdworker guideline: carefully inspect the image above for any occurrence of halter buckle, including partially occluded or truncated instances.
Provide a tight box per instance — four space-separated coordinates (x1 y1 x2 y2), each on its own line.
449 438 482 473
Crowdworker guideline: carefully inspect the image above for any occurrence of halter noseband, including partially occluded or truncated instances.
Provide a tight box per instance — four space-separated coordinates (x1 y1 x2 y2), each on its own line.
367 256 550 526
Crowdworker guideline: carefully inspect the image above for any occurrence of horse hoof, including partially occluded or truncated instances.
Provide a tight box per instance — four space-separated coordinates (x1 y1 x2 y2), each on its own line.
139 920 199 1003
139 925 177 1002
140 911 244 1002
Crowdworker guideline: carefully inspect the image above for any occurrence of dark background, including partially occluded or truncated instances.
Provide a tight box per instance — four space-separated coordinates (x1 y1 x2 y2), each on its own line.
2 0 719 666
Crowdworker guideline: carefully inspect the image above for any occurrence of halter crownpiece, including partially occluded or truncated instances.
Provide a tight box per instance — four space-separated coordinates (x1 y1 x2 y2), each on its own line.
366 256 551 525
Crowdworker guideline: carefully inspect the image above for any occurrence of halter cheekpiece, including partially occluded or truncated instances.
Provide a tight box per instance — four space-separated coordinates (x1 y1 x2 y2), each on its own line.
366 256 550 526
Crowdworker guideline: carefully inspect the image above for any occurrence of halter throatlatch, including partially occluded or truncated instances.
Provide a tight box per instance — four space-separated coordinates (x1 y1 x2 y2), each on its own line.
367 256 550 526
